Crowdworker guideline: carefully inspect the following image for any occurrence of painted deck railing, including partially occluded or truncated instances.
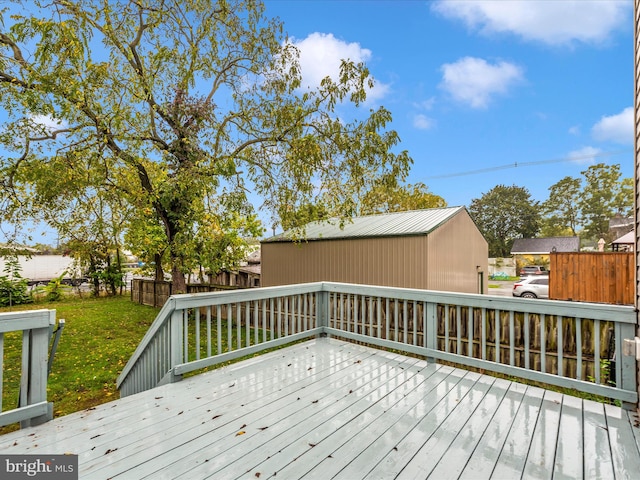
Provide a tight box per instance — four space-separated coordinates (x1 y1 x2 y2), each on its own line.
117 282 638 408
0 309 56 428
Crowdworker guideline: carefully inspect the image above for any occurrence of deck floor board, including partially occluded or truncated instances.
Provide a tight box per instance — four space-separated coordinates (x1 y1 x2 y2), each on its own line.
1 337 640 479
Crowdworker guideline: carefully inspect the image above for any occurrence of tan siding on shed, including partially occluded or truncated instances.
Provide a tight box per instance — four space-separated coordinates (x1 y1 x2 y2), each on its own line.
261 209 488 294
262 235 429 289
427 210 488 293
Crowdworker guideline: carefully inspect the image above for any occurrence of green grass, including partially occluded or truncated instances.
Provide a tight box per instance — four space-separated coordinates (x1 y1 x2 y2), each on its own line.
1 295 160 432
1 295 307 433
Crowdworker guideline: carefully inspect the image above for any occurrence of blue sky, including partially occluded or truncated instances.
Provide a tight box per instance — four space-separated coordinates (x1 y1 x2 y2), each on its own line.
1 0 635 244
264 0 634 208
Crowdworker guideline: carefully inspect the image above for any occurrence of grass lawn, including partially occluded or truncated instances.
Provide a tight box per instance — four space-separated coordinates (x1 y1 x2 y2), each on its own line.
1 295 160 432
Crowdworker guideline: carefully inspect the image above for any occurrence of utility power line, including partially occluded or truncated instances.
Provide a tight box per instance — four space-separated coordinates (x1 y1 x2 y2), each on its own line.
423 149 632 180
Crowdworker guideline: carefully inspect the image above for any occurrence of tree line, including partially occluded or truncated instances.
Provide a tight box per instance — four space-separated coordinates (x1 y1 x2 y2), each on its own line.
469 163 633 257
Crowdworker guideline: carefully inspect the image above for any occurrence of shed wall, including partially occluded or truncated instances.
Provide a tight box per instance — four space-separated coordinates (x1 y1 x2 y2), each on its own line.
261 235 429 289
261 210 488 294
427 211 488 294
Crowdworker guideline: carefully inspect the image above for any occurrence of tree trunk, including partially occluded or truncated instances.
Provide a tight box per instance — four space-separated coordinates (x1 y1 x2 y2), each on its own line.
171 263 187 294
154 253 164 282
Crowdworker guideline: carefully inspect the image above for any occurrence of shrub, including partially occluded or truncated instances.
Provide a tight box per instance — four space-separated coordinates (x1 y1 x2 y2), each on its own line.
0 257 31 307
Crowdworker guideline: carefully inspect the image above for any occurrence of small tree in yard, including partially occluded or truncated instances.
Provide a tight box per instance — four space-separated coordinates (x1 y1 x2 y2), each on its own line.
0 256 30 307
0 0 412 292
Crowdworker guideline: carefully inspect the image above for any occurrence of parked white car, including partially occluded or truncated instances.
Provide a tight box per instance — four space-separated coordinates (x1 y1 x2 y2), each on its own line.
512 276 549 299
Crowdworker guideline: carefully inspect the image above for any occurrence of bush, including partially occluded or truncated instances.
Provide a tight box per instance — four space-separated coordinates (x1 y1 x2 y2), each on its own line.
43 274 71 302
0 257 32 307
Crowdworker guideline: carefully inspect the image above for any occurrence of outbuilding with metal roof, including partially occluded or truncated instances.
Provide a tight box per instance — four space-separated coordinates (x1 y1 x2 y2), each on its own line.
261 206 488 294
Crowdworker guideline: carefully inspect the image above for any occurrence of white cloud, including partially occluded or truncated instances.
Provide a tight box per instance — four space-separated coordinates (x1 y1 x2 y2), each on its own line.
288 32 390 103
568 125 580 136
439 57 523 108
591 107 633 145
30 114 65 134
432 0 630 46
413 114 435 130
413 98 436 111
568 146 602 165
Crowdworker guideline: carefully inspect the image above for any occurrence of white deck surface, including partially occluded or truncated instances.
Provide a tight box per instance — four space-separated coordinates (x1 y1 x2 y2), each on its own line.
1 337 640 479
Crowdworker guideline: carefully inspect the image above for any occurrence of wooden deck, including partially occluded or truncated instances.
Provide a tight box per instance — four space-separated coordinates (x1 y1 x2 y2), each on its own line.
2 337 640 479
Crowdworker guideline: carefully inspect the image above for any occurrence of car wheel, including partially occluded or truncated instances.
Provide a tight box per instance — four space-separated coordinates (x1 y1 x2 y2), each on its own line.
521 292 537 299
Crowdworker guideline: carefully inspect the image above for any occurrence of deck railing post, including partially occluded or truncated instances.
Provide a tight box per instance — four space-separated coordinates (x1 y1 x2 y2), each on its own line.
425 301 437 363
20 311 55 428
168 309 184 384
620 323 638 410
316 287 329 336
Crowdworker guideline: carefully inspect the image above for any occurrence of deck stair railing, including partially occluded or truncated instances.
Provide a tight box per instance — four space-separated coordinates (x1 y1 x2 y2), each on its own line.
117 282 638 409
118 284 323 397
0 309 60 428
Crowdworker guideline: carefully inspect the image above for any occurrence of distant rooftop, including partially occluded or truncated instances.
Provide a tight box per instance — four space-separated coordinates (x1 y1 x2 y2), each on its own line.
612 231 634 245
511 237 580 254
263 207 466 242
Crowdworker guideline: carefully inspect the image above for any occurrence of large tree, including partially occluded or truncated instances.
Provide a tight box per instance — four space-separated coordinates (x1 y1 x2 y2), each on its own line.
0 0 411 292
469 184 540 257
579 163 631 242
358 179 446 215
541 176 581 236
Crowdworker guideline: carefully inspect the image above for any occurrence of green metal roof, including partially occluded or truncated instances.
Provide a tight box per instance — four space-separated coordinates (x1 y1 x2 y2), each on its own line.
263 206 466 242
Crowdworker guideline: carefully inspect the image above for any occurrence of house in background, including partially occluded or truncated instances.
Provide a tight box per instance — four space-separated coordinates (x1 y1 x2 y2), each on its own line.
261 207 488 294
609 214 634 242
612 231 635 252
511 236 580 270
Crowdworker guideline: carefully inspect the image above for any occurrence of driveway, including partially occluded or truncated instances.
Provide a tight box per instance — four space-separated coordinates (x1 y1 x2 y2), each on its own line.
487 280 514 297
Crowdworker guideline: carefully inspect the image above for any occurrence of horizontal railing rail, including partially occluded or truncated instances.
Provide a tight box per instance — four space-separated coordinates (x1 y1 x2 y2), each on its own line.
320 282 637 407
117 282 638 408
0 309 56 428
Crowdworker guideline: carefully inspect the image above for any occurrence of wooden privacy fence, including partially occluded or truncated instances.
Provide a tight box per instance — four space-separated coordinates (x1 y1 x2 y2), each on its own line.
130 279 239 307
550 252 634 305
118 282 638 409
